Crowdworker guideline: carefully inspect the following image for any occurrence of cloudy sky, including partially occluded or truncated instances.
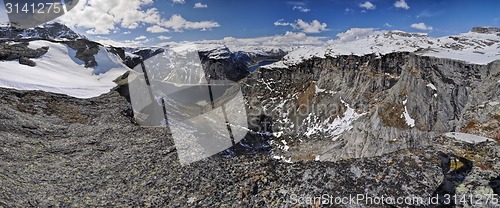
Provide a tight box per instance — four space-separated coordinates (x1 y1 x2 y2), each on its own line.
1 0 499 46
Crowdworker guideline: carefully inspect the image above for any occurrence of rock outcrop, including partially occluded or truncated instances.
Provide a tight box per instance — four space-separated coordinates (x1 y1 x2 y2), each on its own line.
0 87 498 207
0 41 48 66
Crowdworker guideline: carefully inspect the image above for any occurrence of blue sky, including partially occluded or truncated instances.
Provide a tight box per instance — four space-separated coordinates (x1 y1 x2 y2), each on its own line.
1 0 499 46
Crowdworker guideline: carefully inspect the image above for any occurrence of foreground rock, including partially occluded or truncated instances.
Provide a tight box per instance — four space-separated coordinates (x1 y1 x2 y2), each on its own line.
0 87 498 207
0 41 48 66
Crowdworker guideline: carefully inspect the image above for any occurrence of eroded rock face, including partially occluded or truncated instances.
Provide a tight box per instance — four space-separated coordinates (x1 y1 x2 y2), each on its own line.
242 53 500 162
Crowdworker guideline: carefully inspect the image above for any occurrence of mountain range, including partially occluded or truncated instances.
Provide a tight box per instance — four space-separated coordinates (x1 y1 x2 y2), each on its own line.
0 22 499 207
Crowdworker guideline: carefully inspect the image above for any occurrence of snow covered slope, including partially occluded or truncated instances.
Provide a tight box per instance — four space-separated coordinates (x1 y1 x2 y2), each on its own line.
0 40 128 98
267 27 500 68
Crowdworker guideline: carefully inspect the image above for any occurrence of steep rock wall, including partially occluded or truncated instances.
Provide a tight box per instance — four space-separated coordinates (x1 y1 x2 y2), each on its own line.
242 53 500 161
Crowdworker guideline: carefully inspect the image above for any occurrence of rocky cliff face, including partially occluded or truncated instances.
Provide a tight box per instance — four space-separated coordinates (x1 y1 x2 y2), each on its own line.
199 47 250 81
242 53 499 162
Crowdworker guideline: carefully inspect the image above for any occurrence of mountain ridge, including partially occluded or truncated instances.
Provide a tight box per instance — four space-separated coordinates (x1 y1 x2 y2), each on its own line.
265 26 500 69
0 22 85 40
0 22 499 207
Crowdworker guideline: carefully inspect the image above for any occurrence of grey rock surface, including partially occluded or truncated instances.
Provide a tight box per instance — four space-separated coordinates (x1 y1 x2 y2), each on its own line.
0 87 497 207
18 56 36 67
242 53 499 162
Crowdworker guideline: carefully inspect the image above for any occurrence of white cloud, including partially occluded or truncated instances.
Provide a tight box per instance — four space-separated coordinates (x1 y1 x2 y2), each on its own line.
122 31 131 34
160 14 220 32
411 22 433 31
274 19 291 26
111 30 329 48
286 1 306 6
274 19 328 34
147 25 169 33
194 3 208 8
264 31 325 46
295 19 328 33
417 10 443 18
292 6 310 12
158 35 172 40
58 0 161 34
172 0 185 4
359 1 376 10
98 38 148 47
394 0 410 10
197 31 327 50
383 23 393 28
57 0 219 35
135 35 147 40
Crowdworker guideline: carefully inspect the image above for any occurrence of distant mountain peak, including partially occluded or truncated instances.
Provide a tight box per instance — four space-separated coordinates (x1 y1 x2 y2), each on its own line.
0 22 85 40
385 30 429 38
471 26 500 34
267 27 500 69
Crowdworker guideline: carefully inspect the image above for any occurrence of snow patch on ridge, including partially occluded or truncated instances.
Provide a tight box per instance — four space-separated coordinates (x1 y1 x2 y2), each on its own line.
445 132 495 144
0 40 128 98
268 28 500 69
93 46 129 75
426 83 437 91
304 98 366 141
265 46 326 68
